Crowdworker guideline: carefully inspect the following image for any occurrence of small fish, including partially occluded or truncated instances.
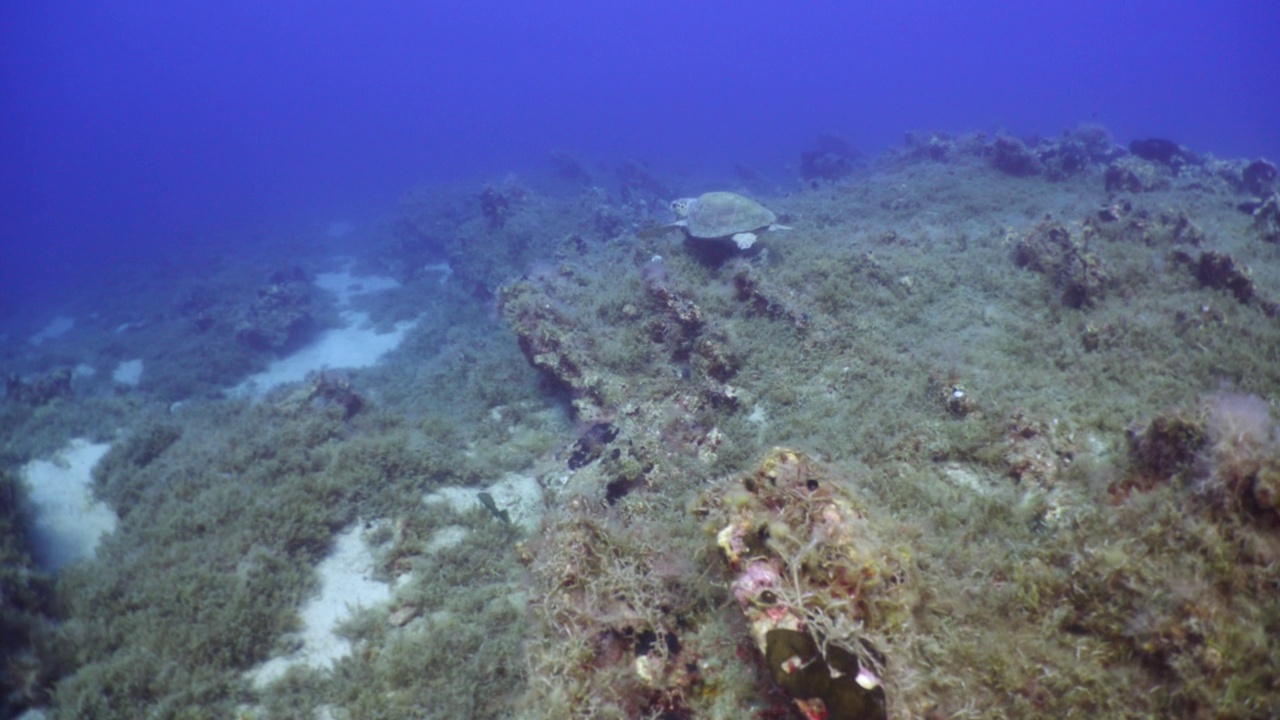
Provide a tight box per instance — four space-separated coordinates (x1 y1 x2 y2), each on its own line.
477 492 511 524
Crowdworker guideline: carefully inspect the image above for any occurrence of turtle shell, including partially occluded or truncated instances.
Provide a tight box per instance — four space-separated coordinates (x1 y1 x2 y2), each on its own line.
685 192 776 239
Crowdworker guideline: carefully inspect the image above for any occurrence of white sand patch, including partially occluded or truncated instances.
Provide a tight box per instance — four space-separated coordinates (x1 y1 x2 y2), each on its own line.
21 439 116 572
424 473 544 533
28 315 75 345
232 313 416 396
247 524 393 689
423 261 453 285
72 363 97 379
940 463 996 495
425 524 469 553
230 268 415 397
112 359 144 386
314 269 400 309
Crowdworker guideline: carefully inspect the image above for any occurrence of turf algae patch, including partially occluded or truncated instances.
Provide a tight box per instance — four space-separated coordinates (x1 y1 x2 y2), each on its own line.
46 403 346 718
488 145 1280 716
0 464 56 715
42 394 509 719
11 130 1280 718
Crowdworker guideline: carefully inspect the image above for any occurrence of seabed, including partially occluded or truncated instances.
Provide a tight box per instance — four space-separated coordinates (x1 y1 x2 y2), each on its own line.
2 129 1279 719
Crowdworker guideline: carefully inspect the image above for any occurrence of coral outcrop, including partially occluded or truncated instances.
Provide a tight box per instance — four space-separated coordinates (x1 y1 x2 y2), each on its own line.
234 268 315 352
1012 216 1111 308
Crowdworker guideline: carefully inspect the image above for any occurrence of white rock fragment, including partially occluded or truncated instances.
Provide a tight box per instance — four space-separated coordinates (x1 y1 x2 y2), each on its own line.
112 359 144 386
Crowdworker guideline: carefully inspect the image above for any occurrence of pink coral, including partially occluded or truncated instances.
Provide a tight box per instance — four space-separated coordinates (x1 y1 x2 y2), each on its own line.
731 559 781 606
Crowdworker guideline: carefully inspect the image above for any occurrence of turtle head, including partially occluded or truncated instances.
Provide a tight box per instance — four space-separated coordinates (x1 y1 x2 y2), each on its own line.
671 198 696 218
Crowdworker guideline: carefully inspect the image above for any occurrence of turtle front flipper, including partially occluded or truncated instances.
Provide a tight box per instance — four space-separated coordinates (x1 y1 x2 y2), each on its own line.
638 222 684 239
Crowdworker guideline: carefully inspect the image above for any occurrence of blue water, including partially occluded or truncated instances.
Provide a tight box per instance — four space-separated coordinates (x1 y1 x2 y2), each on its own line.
3 0 1278 315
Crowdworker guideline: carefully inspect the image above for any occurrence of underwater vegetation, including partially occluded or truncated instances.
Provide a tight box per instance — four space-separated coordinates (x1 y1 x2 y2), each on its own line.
2 126 1279 718
0 465 56 715
699 448 907 720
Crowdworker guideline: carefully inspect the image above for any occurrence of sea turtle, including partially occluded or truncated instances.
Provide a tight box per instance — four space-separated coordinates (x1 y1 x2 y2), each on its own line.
652 191 789 249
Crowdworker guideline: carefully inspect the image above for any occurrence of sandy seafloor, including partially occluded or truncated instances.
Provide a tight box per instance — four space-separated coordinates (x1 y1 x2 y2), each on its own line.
2 130 1279 719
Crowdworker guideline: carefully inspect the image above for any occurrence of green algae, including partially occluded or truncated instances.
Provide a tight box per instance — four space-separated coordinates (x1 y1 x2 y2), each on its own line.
31 385 534 717
2 138 1278 718
0 466 56 714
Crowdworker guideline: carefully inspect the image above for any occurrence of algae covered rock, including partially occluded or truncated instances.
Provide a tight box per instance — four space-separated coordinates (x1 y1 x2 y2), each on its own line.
1105 156 1172 193
1013 216 1112 309
697 448 916 720
234 268 315 351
